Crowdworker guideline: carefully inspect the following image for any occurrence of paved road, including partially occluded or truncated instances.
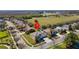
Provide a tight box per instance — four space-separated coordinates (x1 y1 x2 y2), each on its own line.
6 21 30 49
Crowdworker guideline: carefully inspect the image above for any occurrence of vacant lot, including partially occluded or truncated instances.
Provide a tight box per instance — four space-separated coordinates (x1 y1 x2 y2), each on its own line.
27 15 79 26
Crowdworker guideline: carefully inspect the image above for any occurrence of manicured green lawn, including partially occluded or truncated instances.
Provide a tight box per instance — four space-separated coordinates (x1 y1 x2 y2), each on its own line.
23 34 36 46
0 30 12 44
48 41 67 49
0 30 16 49
27 15 79 26
55 42 66 49
0 31 8 39
0 45 8 49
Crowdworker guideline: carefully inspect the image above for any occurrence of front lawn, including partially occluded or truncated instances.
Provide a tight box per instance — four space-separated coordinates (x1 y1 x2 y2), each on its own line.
48 41 67 49
0 31 8 39
0 30 16 49
54 42 66 49
0 30 12 44
0 45 8 49
23 33 36 46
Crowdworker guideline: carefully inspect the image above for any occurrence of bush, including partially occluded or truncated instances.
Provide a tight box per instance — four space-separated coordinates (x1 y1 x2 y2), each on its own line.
28 23 34 27
56 23 63 27
32 15 43 17
47 24 52 28
65 32 79 48
42 25 47 29
52 24 58 28
24 20 28 24
75 24 79 30
25 31 29 34
69 25 74 31
22 16 32 19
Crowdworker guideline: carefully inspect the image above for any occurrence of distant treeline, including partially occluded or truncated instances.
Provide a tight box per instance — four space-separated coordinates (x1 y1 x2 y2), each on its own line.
21 14 46 19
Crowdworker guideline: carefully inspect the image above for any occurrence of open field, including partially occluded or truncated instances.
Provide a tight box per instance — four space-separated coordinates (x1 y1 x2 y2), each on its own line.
27 15 79 26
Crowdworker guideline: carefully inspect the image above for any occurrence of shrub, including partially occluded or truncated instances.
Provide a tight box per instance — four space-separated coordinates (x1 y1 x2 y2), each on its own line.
75 24 79 30
24 20 28 24
69 25 74 31
32 15 43 17
42 25 47 29
47 24 52 28
56 23 63 27
28 23 34 27
52 24 58 28
65 32 79 48
25 31 30 34
22 16 32 19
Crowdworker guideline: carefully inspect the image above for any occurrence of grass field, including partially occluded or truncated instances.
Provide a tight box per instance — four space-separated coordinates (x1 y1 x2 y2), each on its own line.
48 41 67 49
27 15 79 26
0 30 12 43
0 45 8 49
0 31 8 39
54 42 67 49
0 30 16 49
23 34 36 46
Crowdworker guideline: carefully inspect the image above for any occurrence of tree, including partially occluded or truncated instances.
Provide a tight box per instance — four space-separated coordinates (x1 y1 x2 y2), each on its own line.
69 25 73 31
42 25 47 30
47 24 52 28
75 24 79 30
65 32 79 48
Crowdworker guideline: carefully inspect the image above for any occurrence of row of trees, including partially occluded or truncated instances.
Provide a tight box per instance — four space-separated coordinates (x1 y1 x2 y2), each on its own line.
22 14 44 19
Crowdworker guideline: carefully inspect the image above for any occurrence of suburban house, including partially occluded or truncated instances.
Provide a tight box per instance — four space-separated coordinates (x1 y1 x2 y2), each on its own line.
54 26 62 32
61 25 69 31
